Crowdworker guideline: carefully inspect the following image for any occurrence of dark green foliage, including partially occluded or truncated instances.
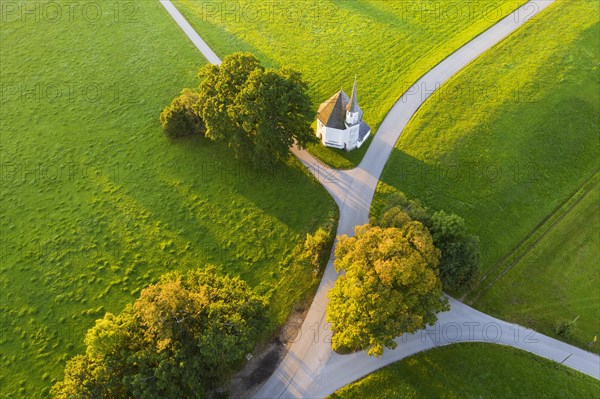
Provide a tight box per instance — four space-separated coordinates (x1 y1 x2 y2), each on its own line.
52 268 267 399
235 67 316 167
430 211 481 292
196 53 264 158
194 52 315 167
160 89 205 139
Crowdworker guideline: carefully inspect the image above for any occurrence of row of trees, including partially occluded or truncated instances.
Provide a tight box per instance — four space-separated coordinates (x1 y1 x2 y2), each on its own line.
326 192 481 356
160 53 316 168
52 268 267 398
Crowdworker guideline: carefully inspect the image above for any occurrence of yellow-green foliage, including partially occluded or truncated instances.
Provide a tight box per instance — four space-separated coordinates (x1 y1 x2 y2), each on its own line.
303 227 333 271
160 88 203 139
327 223 446 356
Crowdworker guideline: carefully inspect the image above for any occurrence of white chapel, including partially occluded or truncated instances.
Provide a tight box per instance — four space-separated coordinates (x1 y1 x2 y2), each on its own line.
316 78 371 150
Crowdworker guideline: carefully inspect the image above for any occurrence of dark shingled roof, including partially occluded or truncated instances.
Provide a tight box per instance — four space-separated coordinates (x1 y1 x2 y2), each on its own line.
358 120 371 143
317 90 349 129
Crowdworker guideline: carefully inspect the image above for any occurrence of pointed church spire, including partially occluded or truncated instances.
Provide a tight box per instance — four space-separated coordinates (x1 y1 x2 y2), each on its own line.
347 76 360 113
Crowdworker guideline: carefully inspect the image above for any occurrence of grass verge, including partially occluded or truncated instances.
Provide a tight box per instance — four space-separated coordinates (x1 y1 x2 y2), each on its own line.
328 343 600 399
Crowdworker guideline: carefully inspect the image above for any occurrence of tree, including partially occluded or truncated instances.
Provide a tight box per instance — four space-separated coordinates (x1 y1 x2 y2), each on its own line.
52 268 267 399
376 205 414 230
326 222 448 357
430 211 481 292
234 67 316 167
376 191 432 228
196 53 264 159
160 88 204 139
376 192 481 292
194 52 315 166
51 354 127 399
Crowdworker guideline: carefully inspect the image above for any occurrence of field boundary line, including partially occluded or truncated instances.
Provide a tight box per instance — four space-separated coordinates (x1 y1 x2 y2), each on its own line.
467 170 600 303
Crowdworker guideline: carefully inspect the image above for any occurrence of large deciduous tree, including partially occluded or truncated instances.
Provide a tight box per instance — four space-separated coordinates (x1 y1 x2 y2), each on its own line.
235 67 315 167
196 53 264 159
52 268 267 399
193 52 316 166
327 222 448 357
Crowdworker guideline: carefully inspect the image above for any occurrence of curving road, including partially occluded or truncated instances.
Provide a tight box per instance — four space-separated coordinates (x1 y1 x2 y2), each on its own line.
159 0 600 397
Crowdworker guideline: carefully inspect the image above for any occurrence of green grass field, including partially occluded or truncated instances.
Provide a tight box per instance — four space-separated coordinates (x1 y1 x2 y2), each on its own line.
329 343 600 399
0 1 335 397
172 0 524 169
374 0 598 276
475 176 600 352
373 0 599 349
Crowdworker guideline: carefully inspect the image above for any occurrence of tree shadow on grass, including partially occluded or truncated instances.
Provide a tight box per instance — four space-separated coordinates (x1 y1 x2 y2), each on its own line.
106 134 336 304
335 0 426 33
376 148 501 217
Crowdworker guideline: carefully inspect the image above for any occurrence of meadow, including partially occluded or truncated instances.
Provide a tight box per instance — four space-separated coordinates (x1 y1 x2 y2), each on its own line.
475 176 599 352
0 1 335 397
374 0 598 333
172 0 525 168
328 343 600 398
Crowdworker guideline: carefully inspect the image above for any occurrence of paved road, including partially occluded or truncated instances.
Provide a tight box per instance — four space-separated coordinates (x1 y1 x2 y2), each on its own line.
159 0 600 397
159 0 221 65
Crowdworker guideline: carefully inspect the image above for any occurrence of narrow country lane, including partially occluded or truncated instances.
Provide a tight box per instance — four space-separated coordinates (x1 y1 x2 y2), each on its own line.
158 1 600 397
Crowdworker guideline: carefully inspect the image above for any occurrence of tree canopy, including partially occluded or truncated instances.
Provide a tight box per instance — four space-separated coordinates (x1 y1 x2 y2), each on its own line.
52 268 267 399
160 88 204 139
326 222 448 357
376 192 481 292
191 52 316 167
430 211 481 292
195 52 263 157
235 67 315 166
376 191 432 228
